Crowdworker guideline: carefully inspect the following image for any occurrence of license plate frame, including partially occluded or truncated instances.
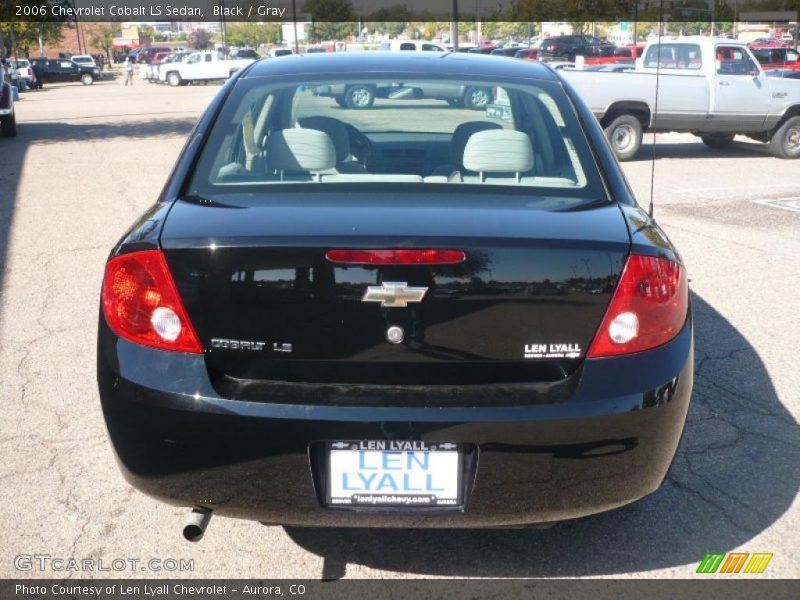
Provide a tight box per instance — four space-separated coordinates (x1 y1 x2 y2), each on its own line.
325 441 463 508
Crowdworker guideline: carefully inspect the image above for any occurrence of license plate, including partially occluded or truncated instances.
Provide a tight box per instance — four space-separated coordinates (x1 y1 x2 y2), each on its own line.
327 441 462 507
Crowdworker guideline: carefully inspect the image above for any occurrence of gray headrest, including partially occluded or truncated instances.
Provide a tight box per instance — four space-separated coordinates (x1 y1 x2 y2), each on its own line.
451 121 503 167
462 129 533 174
266 129 336 172
298 116 350 162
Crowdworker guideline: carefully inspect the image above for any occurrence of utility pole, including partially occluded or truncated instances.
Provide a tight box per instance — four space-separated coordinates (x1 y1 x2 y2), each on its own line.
451 0 459 51
292 0 299 54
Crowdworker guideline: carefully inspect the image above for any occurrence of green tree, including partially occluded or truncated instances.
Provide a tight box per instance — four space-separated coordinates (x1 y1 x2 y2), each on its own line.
0 21 63 58
86 23 120 64
188 28 213 50
303 0 357 41
226 22 281 47
366 4 412 37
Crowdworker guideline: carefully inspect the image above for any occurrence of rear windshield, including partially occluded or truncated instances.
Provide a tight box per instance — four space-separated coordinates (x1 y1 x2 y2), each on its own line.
188 74 607 207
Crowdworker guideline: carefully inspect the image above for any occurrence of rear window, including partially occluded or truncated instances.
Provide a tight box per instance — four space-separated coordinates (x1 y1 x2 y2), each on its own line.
644 43 702 69
188 74 606 206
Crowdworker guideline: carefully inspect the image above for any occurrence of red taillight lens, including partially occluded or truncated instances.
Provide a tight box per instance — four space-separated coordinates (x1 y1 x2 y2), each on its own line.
325 249 466 265
102 250 203 353
587 254 688 358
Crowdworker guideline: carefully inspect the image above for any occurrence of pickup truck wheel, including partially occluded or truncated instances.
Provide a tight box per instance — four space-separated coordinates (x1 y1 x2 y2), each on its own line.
700 134 735 149
769 116 800 159
463 87 491 110
344 85 374 109
80 73 94 85
167 71 182 87
1 112 17 137
604 114 642 161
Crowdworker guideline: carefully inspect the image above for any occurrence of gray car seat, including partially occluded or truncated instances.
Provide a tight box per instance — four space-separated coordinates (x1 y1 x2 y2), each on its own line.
265 128 337 181
432 121 504 177
461 129 533 183
297 116 368 173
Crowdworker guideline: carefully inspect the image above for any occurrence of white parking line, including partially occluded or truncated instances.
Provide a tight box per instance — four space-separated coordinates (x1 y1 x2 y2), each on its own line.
752 197 800 213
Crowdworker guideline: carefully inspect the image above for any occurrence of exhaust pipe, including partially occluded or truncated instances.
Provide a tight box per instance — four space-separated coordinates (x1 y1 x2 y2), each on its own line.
182 507 212 542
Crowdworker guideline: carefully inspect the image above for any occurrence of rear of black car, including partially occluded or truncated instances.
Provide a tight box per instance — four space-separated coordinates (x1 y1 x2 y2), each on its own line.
97 54 693 528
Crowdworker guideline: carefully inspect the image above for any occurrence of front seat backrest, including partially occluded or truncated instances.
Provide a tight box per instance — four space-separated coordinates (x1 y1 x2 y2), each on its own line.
451 121 503 170
297 116 367 173
266 128 336 181
462 129 533 182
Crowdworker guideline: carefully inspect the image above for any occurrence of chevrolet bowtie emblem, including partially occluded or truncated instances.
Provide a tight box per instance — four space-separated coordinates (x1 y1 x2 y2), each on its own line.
362 282 428 308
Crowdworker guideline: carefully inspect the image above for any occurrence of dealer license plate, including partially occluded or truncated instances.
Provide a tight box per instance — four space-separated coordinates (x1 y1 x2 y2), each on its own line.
327 441 462 507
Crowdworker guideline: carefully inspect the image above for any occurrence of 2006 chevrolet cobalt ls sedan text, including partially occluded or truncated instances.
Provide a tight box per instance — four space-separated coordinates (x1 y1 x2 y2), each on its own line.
97 52 693 535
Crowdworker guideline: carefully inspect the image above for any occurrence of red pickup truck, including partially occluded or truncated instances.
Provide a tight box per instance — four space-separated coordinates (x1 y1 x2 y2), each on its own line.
583 45 644 66
751 46 800 70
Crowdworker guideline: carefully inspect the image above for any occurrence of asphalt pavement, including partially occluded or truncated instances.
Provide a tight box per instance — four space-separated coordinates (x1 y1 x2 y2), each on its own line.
0 77 797 579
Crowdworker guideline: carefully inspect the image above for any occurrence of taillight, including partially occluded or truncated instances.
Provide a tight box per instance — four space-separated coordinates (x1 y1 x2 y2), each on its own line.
587 254 688 358
325 249 466 265
102 250 203 353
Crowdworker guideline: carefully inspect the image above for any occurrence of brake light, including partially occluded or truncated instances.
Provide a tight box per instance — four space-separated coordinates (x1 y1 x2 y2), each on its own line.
587 254 688 358
102 250 203 353
325 249 466 265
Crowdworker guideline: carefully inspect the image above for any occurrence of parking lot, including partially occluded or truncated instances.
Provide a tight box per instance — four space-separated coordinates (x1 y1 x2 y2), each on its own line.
0 77 798 579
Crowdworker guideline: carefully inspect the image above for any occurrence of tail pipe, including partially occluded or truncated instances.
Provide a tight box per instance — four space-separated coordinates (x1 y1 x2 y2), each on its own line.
183 507 212 542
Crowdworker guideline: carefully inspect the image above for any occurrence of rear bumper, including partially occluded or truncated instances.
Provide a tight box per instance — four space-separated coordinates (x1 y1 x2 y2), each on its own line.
98 315 693 527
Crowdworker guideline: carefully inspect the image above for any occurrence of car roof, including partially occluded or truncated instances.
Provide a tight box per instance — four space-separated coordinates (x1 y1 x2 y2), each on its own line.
243 51 559 82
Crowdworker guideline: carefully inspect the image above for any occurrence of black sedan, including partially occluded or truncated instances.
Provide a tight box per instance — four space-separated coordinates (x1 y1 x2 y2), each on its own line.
98 53 693 537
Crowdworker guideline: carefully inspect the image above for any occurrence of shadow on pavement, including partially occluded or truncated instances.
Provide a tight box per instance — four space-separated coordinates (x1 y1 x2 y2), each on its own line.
0 116 197 331
630 140 773 162
286 293 798 578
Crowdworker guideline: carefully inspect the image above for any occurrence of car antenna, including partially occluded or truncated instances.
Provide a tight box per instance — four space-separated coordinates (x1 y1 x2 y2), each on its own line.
648 0 666 219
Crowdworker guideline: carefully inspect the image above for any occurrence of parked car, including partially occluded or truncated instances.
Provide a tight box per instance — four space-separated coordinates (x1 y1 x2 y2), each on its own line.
268 48 294 57
305 46 327 54
231 49 261 60
514 48 539 60
145 52 172 82
98 52 693 534
539 35 615 61
560 37 800 160
313 73 493 110
158 50 255 86
136 46 172 64
750 46 800 70
490 47 522 57
379 40 447 52
748 37 790 48
31 58 100 85
0 62 17 136
612 44 646 64
467 46 498 55
9 59 36 90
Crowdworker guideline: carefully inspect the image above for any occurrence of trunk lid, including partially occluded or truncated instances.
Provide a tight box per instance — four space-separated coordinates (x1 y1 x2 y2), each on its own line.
161 193 629 387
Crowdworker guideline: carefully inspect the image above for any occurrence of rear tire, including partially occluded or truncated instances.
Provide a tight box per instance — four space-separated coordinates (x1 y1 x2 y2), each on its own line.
344 85 374 109
1 112 17 137
463 86 491 110
769 116 800 159
167 71 182 87
603 114 642 161
700 134 735 149
80 73 94 85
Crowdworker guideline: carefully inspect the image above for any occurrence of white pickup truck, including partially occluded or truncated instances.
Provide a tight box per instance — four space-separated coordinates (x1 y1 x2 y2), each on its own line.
159 51 254 87
559 37 800 160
